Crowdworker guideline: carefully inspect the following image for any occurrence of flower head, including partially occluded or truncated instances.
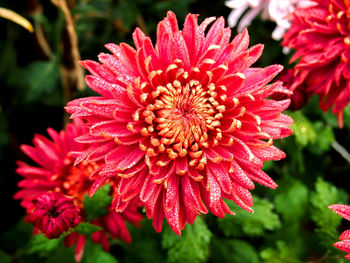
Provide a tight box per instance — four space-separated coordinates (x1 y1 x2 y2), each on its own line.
329 204 350 261
283 0 350 128
26 192 80 239
225 0 314 40
66 11 293 235
15 119 142 261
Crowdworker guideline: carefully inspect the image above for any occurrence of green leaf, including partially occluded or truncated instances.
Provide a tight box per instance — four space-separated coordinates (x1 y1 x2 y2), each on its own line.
218 197 281 237
74 223 102 235
262 160 275 172
274 177 308 221
85 248 118 263
260 241 300 263
310 177 348 250
44 245 75 263
280 136 306 176
78 0 112 13
0 218 33 252
310 177 348 228
289 111 316 148
26 234 62 258
0 249 11 263
84 184 113 221
211 238 260 263
343 104 350 129
83 241 118 263
310 122 334 152
118 219 165 263
154 0 196 20
112 0 139 30
8 59 61 105
162 217 212 263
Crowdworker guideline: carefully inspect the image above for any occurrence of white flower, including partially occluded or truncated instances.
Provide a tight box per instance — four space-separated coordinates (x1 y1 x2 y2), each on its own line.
226 0 315 40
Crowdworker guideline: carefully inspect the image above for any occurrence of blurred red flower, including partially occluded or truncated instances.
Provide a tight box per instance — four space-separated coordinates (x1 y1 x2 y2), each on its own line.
283 0 350 127
272 68 309 111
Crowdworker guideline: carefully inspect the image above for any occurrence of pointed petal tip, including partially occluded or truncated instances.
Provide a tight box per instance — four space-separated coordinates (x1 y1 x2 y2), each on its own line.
78 60 85 67
328 204 336 210
329 204 346 212
171 226 182 236
79 60 92 70
270 181 278 189
334 240 350 252
166 10 175 17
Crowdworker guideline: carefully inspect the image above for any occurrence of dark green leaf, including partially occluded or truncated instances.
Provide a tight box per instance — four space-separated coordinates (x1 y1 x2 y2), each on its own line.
84 184 113 221
274 177 308 221
262 160 275 172
260 241 300 263
0 249 11 263
289 111 316 148
310 178 348 250
74 223 102 235
8 59 61 105
211 238 260 263
26 234 62 258
310 177 348 228
343 104 350 129
118 219 165 263
84 240 118 263
310 122 334 152
218 197 281 237
162 217 212 263
44 245 75 263
111 0 139 30
0 219 33 252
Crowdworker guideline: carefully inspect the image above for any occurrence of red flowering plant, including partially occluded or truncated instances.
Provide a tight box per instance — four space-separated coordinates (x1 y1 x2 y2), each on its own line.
14 119 143 262
283 0 350 128
65 11 293 235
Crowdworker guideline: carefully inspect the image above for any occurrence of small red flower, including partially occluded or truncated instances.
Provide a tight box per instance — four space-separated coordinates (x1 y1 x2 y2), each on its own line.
329 204 350 261
272 69 309 111
283 0 350 128
26 192 80 239
15 119 142 261
66 11 293 235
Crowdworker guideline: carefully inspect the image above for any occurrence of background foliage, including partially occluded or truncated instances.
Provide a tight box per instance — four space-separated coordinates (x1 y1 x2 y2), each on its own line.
1 0 350 262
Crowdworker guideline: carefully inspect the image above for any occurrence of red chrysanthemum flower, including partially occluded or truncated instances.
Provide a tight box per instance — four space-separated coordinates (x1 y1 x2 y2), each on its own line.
272 68 308 110
66 11 293 235
26 192 80 239
329 204 350 261
283 0 350 128
14 119 143 262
